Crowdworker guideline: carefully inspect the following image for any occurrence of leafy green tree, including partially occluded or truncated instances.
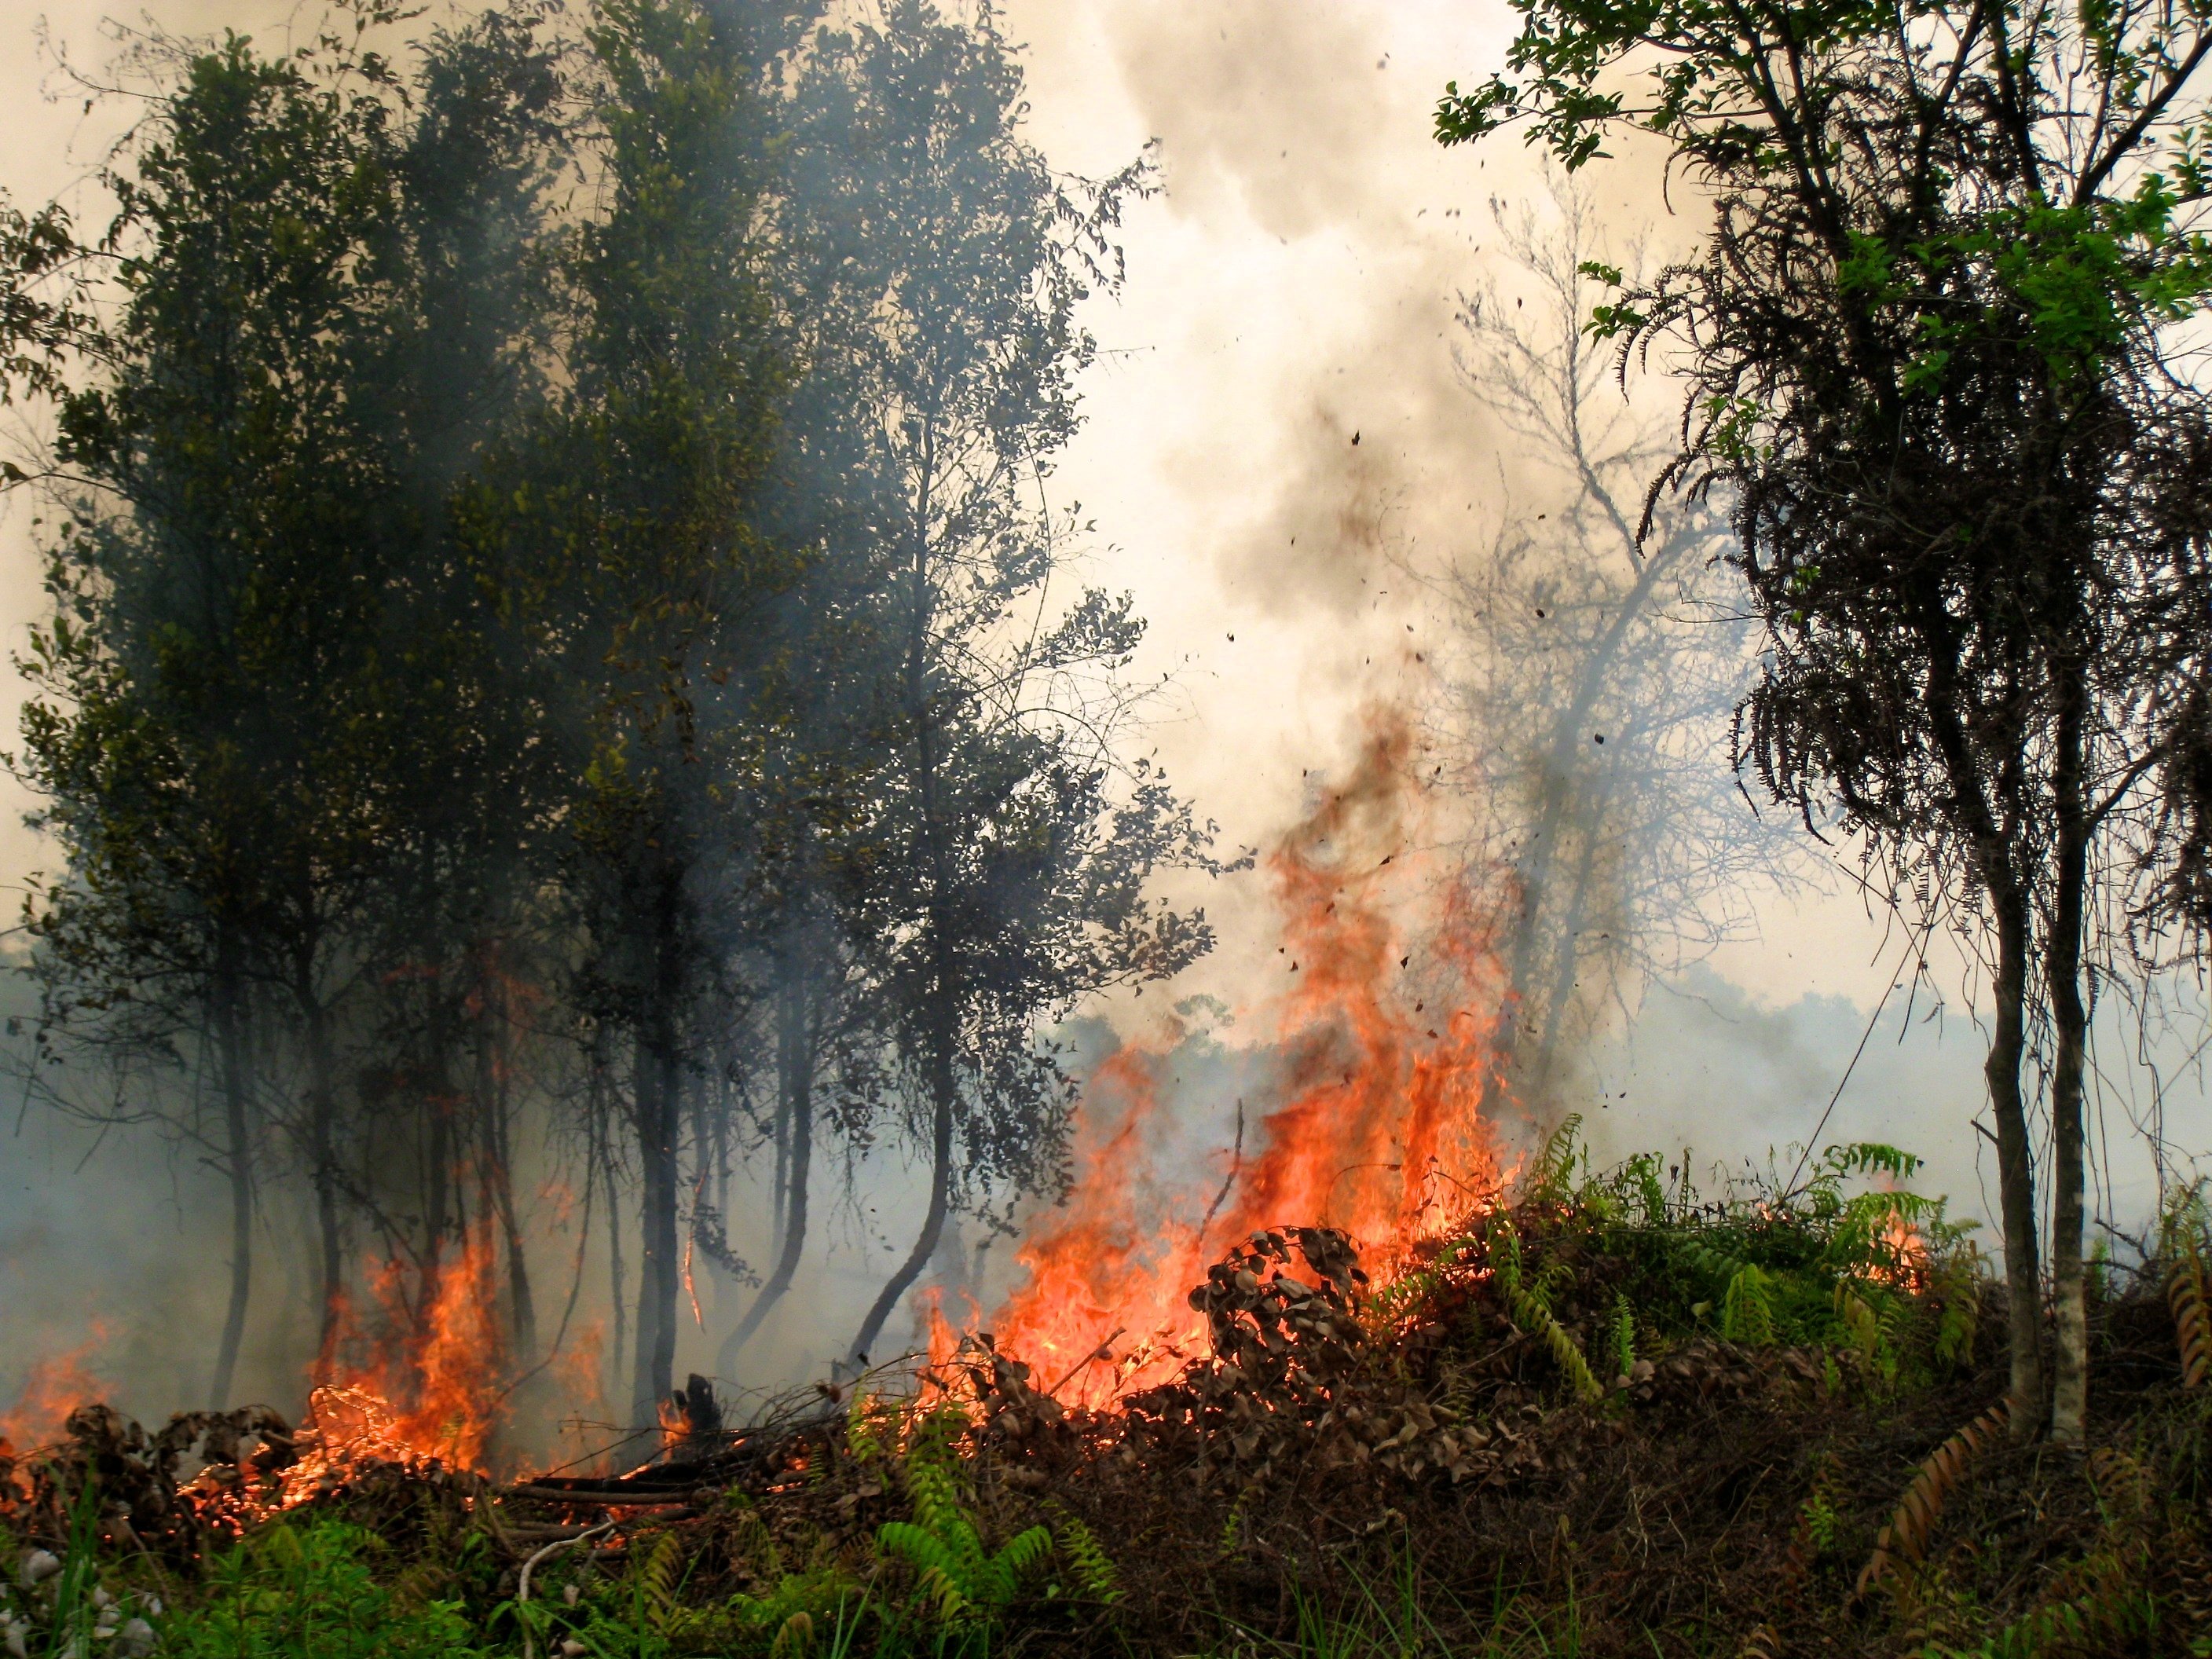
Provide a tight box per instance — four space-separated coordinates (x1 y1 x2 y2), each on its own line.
1441 0 2212 1437
782 0 1230 1370
463 0 818 1424
18 15 419 1386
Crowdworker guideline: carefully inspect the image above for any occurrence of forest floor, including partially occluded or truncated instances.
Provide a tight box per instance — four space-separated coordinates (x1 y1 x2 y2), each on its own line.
4 1131 2210 1658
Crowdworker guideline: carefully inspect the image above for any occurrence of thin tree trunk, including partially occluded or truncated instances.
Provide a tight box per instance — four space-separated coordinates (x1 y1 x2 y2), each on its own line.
1986 872 2046 1429
423 976 452 1331
1496 544 1672 1097
477 961 537 1366
210 951 254 1409
599 1090 628 1404
719 964 814 1374
630 1020 681 1430
1922 623 2045 1433
2048 673 2092 1442
303 991 346 1364
849 1024 954 1368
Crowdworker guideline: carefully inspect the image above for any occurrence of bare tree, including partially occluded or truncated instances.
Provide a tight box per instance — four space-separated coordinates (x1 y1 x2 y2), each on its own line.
1435 171 1807 1110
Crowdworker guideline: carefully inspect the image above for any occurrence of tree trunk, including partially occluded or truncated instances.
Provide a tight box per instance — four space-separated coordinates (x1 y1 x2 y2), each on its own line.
209 950 254 1409
476 963 537 1367
599 1099 628 1404
302 992 346 1364
718 963 814 1375
1496 544 1672 1100
848 1022 954 1368
2048 676 2092 1443
1986 873 2046 1430
630 1022 681 1430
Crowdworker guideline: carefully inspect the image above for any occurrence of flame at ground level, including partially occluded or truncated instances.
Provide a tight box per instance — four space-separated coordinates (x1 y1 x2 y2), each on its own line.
0 1334 108 1459
286 1221 510 1500
984 713 1511 1407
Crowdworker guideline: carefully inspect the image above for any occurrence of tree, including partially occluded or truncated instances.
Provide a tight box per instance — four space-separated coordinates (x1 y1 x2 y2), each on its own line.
783 0 1230 1371
1441 0 2212 1437
1436 170 1800 1108
463 0 819 1426
10 2 571 1408
19 15 419 1385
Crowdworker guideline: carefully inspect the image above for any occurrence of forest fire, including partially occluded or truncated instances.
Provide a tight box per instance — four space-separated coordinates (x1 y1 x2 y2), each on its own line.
282 1224 510 1502
984 715 1512 1406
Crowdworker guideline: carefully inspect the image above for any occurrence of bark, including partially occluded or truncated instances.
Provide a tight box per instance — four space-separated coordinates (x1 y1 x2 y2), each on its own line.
423 979 452 1328
476 965 537 1366
1921 618 2045 1431
717 963 814 1375
630 1021 681 1429
2048 670 2092 1443
600 1098 628 1398
209 949 254 1410
1986 871 2047 1427
302 991 346 1364
848 1021 954 1368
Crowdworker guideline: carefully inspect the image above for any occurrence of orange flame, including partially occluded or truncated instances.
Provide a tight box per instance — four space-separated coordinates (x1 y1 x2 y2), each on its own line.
0 1332 108 1453
287 1221 509 1498
988 713 1507 1406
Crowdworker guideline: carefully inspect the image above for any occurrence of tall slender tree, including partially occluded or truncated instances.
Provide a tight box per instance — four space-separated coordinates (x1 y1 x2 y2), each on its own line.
1441 0 2212 1437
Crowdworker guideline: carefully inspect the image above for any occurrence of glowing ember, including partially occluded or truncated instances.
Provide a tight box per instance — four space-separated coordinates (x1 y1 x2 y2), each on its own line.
987 712 1509 1406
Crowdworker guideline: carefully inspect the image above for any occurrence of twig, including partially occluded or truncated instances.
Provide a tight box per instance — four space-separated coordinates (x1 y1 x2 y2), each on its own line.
1046 1328 1126 1400
516 1519 616 1659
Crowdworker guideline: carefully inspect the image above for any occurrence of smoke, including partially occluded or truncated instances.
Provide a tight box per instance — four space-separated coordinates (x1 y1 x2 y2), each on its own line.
0 0 2206 1459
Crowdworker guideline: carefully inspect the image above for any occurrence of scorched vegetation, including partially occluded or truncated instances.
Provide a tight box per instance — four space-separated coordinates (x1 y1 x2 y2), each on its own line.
4 1129 2209 1657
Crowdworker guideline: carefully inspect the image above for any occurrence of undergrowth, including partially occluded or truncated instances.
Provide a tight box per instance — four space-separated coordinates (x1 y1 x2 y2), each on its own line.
4 1132 2208 1657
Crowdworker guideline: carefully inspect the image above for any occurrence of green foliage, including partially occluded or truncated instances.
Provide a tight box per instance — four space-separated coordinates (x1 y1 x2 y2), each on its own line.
1046 1512 1122 1605
160 1522 486 1659
1459 1123 1983 1398
875 1417 1052 1621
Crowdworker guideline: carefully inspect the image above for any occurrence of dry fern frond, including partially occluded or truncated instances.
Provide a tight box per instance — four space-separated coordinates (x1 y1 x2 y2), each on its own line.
1738 1620 1783 1658
1856 1394 2012 1599
2086 1447 2152 1529
771 1610 814 1657
2170 1248 2210 1388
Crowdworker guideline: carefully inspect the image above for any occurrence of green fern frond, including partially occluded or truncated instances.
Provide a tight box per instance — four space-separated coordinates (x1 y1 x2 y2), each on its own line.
977 1525 1053 1603
1049 1514 1122 1602
1722 1264 1777 1346
1610 1291 1636 1380
1505 1280 1603 1402
636 1530 683 1630
845 1391 884 1465
876 1522 971 1620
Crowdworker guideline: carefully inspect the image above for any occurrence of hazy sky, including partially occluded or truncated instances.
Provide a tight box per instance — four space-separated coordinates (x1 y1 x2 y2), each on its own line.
0 0 2199 1363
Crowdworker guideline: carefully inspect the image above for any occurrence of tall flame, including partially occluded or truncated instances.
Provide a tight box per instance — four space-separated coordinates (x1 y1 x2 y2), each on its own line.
289 1220 509 1496
988 712 1508 1405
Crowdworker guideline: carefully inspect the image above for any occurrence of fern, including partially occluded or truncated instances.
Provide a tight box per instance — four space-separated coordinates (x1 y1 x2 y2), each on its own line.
2170 1243 2211 1389
1721 1263 1778 1346
636 1530 683 1632
875 1415 1053 1621
1524 1113 1586 1204
1855 1394 2012 1598
1503 1278 1603 1402
845 1390 886 1465
1610 1291 1636 1382
1049 1512 1122 1604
